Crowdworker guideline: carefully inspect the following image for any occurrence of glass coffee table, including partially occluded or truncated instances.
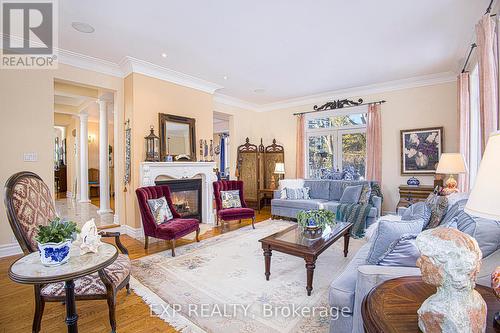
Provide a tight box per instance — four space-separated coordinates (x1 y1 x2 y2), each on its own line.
258 222 353 296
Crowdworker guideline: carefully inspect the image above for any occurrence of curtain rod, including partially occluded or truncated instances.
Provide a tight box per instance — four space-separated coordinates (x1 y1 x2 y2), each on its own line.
461 43 478 73
293 100 386 116
461 0 496 73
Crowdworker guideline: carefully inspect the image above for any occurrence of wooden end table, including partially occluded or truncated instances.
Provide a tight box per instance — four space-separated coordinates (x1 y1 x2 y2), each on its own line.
362 276 500 333
258 222 352 296
9 243 118 333
257 188 275 213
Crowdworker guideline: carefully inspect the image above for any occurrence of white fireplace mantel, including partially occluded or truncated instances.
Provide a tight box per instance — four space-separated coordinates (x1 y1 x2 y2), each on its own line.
140 162 217 224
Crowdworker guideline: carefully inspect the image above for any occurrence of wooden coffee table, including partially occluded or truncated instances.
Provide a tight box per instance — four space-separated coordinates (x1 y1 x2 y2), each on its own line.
362 276 500 333
258 222 352 296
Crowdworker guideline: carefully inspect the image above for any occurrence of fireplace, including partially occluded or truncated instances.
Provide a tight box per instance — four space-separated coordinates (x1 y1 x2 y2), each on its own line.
155 178 202 221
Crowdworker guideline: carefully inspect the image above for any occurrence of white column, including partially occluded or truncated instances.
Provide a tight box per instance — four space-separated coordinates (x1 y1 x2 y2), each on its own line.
79 112 90 203
97 99 112 214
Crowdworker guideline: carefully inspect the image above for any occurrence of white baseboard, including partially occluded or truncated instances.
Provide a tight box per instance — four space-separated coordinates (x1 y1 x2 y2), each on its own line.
122 225 144 239
0 243 22 258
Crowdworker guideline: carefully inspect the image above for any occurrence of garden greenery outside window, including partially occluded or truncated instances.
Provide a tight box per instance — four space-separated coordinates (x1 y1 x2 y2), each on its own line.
305 105 368 180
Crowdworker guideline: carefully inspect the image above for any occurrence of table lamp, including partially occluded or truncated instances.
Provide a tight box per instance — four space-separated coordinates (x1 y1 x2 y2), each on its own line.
464 131 500 327
435 153 467 195
270 162 285 189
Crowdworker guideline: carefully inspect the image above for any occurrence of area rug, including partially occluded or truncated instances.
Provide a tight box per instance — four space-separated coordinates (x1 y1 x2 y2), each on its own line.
130 219 364 333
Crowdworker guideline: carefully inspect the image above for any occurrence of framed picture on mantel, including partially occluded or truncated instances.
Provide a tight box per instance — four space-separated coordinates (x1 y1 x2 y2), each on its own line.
400 127 443 175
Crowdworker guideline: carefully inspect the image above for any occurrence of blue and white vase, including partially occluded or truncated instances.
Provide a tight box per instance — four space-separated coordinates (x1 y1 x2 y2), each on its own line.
407 177 420 187
38 240 72 266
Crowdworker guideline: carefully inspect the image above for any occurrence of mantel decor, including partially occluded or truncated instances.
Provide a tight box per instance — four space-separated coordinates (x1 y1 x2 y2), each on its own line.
401 127 443 175
144 126 160 162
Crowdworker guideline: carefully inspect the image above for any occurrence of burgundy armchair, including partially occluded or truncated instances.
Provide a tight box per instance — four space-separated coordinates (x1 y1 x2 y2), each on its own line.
213 180 256 229
136 185 200 256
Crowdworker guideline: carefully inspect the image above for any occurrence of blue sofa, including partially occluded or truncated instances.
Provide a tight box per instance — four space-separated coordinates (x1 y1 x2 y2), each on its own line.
271 179 382 228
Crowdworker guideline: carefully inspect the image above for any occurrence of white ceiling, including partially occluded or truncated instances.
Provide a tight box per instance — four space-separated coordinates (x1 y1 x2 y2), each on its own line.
59 0 488 104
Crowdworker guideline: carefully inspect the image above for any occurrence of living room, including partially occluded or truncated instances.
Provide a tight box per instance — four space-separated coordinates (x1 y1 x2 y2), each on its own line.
1 1 499 332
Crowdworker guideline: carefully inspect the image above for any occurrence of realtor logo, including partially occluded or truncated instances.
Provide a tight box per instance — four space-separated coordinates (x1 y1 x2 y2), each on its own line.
1 0 58 68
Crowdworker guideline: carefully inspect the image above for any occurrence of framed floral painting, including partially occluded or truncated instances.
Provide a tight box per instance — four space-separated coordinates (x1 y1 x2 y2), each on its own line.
401 127 443 175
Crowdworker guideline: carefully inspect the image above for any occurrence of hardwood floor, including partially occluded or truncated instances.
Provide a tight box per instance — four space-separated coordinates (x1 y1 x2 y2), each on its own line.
0 207 271 333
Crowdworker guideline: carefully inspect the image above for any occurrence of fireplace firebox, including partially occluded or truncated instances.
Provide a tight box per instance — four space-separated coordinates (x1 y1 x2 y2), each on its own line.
155 178 202 221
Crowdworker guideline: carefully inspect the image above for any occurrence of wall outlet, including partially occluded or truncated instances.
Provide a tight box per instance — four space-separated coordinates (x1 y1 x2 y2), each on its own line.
23 152 38 162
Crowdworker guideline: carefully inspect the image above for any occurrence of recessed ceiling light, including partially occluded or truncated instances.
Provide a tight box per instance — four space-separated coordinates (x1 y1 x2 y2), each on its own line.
161 53 167 58
71 22 95 34
223 75 228 80
254 88 266 94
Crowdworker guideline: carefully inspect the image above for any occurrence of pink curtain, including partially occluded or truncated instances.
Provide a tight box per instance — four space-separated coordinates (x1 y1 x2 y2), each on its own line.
476 15 499 153
366 103 382 184
458 73 471 191
296 114 305 178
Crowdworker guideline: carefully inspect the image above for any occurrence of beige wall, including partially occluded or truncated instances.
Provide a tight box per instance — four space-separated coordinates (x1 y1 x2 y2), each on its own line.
244 82 458 213
0 64 124 250
124 73 214 227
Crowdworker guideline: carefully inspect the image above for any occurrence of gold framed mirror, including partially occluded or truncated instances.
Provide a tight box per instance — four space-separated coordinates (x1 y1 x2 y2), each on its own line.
159 113 196 161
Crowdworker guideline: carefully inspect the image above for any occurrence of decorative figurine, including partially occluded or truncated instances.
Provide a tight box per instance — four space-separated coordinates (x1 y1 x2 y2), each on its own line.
416 227 486 333
407 176 420 187
204 139 208 161
78 219 102 255
209 139 214 162
199 139 204 161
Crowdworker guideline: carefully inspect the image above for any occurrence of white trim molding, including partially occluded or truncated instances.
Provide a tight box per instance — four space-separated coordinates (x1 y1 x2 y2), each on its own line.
58 48 123 77
0 243 22 258
119 57 223 94
256 71 457 112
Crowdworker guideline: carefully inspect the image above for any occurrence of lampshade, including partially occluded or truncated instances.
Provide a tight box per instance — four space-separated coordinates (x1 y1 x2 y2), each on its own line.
465 131 500 220
274 162 285 174
436 153 467 174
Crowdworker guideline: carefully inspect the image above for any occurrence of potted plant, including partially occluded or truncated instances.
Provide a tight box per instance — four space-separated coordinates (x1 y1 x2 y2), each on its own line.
297 209 336 240
36 217 79 266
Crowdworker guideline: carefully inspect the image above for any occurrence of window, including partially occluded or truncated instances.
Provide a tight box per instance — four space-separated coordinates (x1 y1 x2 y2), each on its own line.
305 106 367 179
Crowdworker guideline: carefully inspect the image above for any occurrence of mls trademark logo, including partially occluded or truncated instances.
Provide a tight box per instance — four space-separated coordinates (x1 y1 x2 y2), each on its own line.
1 0 58 68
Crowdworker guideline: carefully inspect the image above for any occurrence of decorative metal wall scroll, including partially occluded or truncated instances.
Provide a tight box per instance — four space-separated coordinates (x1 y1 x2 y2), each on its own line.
124 119 131 186
313 98 363 111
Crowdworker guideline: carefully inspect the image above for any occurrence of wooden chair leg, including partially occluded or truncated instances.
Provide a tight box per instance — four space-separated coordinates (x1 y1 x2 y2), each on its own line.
195 227 200 242
251 216 256 229
33 285 44 333
106 294 117 333
126 283 131 295
171 239 176 257
144 235 149 250
238 219 242 223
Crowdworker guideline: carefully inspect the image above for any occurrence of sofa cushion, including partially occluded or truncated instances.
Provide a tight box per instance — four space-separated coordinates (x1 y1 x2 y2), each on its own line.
377 234 420 267
304 180 330 200
401 202 431 227
340 185 363 203
329 243 371 311
441 198 467 226
366 219 424 264
455 211 500 258
329 181 345 201
271 198 328 210
155 218 200 239
218 207 255 220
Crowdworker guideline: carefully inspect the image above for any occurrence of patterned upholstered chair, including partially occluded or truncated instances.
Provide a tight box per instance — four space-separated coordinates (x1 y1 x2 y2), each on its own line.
4 171 131 333
213 180 256 229
136 185 200 257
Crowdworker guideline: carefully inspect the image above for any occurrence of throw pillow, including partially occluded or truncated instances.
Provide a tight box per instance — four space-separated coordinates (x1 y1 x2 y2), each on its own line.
366 218 425 264
440 198 468 226
285 187 303 200
358 184 372 205
339 185 363 204
377 234 420 267
425 193 448 229
455 211 500 258
301 187 311 200
220 190 242 209
147 197 174 225
401 202 432 227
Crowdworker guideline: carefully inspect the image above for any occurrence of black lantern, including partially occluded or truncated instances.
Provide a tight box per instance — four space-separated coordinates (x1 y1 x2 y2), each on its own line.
145 126 160 162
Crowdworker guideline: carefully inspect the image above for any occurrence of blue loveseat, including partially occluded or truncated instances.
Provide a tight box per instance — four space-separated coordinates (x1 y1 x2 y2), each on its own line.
271 179 382 228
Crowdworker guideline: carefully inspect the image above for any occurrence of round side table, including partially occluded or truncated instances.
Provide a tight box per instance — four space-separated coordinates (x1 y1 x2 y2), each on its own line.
9 243 118 333
362 276 500 333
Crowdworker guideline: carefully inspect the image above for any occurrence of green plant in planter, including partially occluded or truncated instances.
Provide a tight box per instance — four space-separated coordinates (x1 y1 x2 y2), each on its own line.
35 217 79 244
297 209 336 229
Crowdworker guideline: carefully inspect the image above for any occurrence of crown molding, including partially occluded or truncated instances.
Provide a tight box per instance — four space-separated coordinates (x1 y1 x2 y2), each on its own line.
213 93 260 112
58 49 123 77
256 71 457 112
119 56 223 94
